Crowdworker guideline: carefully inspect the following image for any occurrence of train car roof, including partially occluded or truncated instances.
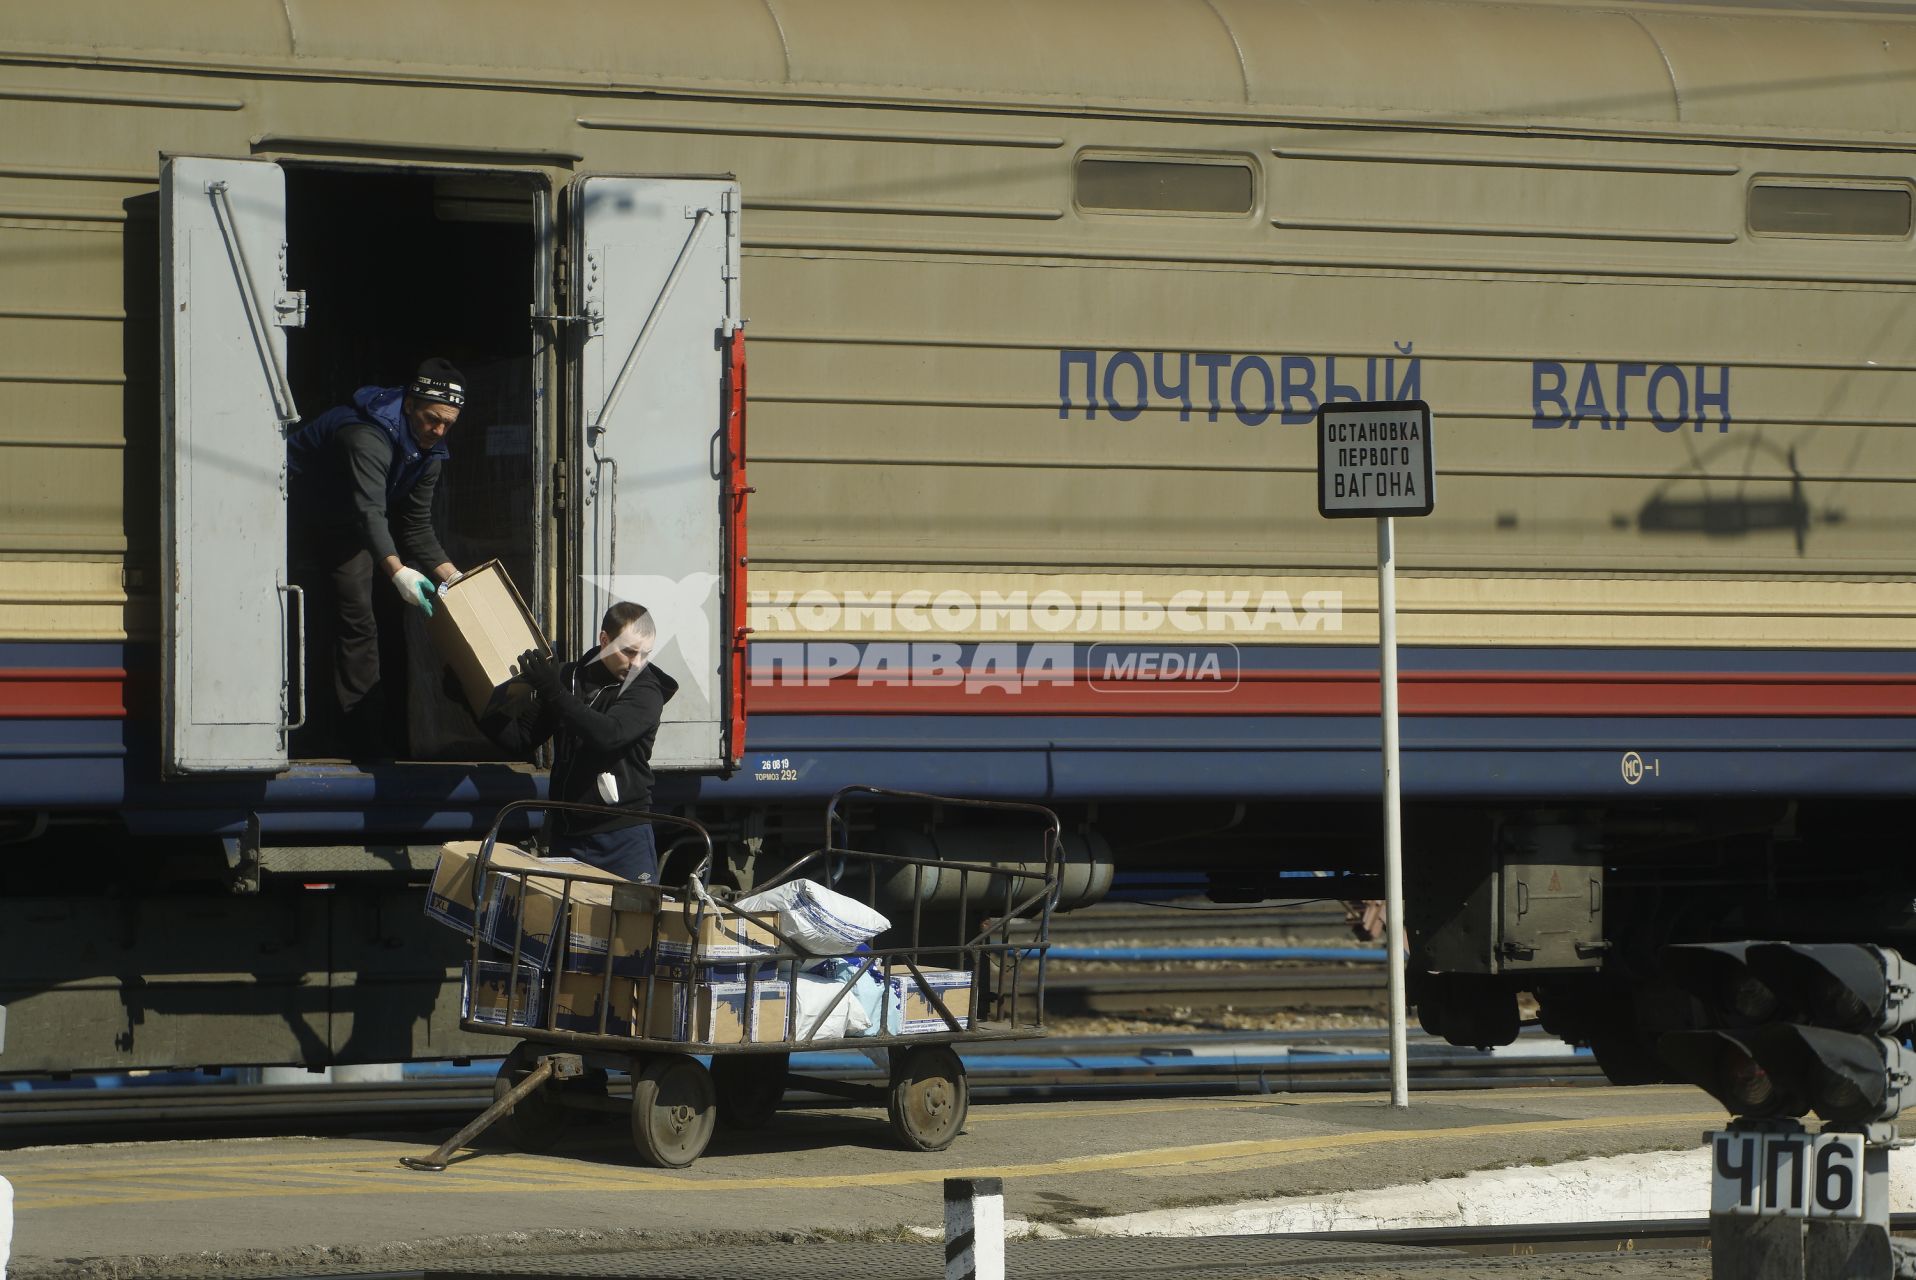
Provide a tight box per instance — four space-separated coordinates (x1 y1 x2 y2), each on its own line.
9 0 1916 141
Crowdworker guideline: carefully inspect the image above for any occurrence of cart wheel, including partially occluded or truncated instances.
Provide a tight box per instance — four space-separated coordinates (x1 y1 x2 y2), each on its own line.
493 1045 570 1153
630 1054 717 1168
712 1053 788 1130
887 1045 968 1152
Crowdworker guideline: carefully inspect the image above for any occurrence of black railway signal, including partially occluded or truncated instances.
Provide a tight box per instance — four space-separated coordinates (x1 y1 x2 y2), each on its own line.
1659 942 1915 1127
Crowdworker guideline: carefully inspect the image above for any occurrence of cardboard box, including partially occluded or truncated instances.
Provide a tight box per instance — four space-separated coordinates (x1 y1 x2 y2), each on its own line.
486 881 774 977
481 865 661 973
427 840 593 937
432 839 781 974
669 977 790 1044
426 559 550 716
463 960 544 1029
549 970 677 1039
884 966 973 1034
696 978 791 1045
553 971 790 1045
561 881 667 974
545 895 778 977
654 899 782 962
429 839 649 962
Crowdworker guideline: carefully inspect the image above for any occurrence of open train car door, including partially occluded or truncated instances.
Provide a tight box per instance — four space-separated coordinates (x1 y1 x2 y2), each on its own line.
567 175 741 772
159 156 300 774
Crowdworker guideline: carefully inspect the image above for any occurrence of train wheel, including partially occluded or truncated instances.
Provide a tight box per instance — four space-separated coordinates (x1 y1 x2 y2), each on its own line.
1582 985 1679 1085
887 1045 968 1152
630 1054 717 1168
1417 974 1520 1049
1588 1026 1670 1085
712 1053 788 1130
493 1044 570 1153
1461 990 1521 1049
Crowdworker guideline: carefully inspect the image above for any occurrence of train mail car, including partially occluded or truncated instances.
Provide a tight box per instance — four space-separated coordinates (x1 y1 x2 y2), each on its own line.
0 0 1913 1076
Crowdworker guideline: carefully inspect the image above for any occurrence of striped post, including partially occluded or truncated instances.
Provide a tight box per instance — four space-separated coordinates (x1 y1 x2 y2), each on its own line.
944 1176 1004 1280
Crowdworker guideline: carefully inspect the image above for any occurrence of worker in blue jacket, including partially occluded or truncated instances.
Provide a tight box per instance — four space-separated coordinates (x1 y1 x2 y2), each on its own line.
286 357 467 756
482 601 679 883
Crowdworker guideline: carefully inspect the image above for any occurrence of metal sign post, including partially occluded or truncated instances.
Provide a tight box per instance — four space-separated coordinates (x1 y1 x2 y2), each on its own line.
1375 511 1409 1108
1317 399 1434 1110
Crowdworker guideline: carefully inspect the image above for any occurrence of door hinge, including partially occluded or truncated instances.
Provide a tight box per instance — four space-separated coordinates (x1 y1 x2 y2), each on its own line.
551 462 568 513
530 301 597 326
274 290 306 329
533 244 590 325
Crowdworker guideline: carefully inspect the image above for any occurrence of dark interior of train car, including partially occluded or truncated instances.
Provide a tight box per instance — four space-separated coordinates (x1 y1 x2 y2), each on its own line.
283 165 541 764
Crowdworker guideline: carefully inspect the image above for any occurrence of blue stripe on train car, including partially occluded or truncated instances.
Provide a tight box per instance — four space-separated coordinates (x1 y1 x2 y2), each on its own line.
6 711 1909 829
700 712 1916 802
2 639 1913 828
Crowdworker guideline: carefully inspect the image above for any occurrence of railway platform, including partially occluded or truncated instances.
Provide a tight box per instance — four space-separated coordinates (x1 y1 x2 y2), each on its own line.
3 1083 1723 1278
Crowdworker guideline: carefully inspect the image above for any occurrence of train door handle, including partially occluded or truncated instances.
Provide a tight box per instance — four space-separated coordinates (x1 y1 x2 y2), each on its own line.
283 583 307 733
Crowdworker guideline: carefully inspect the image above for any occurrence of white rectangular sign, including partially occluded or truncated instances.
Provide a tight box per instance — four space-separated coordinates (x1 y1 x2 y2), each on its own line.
1317 400 1434 518
1708 1130 1864 1220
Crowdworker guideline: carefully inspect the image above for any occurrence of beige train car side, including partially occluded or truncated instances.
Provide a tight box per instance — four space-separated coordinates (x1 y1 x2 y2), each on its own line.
1 0 1913 655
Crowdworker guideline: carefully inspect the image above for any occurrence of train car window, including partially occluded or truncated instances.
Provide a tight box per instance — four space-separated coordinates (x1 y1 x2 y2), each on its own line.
1076 156 1255 215
1748 182 1912 238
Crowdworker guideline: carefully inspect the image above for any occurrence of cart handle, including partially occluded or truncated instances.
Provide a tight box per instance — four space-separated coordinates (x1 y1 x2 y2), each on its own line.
475 799 715 885
823 785 1063 920
463 802 717 1037
767 843 1062 948
823 786 1063 872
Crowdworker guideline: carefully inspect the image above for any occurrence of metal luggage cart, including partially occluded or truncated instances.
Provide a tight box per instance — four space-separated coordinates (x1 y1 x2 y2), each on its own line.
403 787 1061 1170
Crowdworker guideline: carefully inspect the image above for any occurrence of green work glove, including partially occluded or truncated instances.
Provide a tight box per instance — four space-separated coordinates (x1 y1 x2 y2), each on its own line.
391 566 435 617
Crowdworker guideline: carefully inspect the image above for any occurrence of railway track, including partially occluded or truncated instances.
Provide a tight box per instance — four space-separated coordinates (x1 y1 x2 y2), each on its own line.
1013 900 1356 943
0 899 1496 1148
1301 1217 1717 1256
142 1216 1774 1279
1040 963 1383 1015
1006 897 1388 1020
0 1029 1595 1145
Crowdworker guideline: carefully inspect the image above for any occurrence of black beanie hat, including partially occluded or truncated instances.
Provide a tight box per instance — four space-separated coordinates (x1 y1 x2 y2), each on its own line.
409 357 467 408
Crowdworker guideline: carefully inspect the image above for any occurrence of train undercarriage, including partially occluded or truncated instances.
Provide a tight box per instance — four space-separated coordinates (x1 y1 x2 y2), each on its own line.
3 795 1910 1078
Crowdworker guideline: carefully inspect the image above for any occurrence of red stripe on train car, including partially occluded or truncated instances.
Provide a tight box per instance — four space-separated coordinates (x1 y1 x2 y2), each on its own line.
0 668 128 718
6 667 1913 720
749 670 1916 717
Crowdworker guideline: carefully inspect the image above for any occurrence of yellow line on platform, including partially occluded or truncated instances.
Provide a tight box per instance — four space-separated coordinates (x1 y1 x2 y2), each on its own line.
711 1111 1719 1191
12 1085 1692 1188
12 1110 1716 1211
13 1162 673 1209
966 1086 1694 1124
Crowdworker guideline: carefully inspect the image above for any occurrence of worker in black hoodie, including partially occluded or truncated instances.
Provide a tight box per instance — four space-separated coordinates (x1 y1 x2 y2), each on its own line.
483 600 679 882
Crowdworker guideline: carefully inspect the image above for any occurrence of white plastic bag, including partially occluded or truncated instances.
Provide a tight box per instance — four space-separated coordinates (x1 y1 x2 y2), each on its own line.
793 971 853 1041
736 879 891 955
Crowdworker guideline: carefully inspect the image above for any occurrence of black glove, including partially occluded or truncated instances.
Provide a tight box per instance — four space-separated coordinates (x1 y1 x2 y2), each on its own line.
519 648 563 699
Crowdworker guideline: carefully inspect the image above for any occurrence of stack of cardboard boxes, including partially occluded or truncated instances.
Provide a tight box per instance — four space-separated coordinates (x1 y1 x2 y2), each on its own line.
420 564 816 1045
419 565 977 1045
426 840 791 1045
